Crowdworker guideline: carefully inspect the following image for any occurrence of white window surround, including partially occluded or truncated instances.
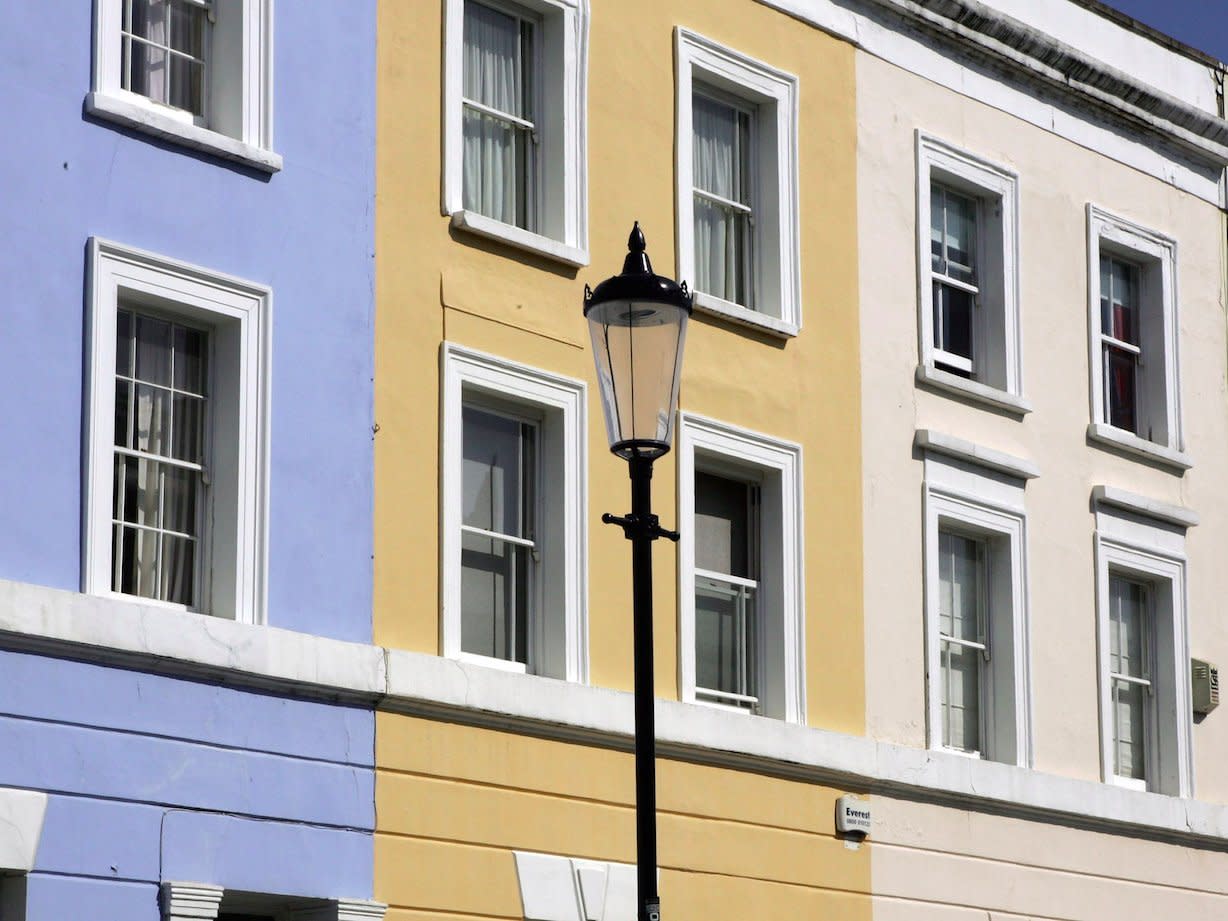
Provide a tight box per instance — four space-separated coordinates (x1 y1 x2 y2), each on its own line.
442 0 590 267
916 132 1023 411
677 412 805 723
1093 503 1193 797
674 28 801 338
1085 204 1187 471
84 238 271 624
87 0 280 173
923 451 1032 767
440 343 587 682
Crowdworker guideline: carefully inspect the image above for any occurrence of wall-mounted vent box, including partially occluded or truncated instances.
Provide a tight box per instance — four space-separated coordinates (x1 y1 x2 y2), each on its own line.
1192 658 1219 714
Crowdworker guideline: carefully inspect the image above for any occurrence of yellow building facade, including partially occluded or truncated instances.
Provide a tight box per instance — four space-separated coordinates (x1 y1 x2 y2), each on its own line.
374 0 868 918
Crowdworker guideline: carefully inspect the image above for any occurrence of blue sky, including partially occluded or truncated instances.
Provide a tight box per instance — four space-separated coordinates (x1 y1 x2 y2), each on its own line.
1099 0 1228 63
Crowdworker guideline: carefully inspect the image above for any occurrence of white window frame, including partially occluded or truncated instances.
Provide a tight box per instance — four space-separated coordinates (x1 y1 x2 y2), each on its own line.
84 238 271 624
915 132 1025 414
1094 503 1193 797
442 0 590 267
1086 204 1187 470
675 28 800 338
87 0 280 173
441 343 587 682
922 451 1031 766
677 413 804 723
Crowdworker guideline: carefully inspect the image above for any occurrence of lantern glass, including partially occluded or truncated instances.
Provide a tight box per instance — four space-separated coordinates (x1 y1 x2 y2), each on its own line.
587 297 689 459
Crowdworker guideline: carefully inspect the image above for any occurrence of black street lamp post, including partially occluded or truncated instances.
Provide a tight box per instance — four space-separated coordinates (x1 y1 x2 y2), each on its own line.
584 224 692 921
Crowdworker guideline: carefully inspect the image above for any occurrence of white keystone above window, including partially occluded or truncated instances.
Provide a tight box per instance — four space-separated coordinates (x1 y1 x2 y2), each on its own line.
88 0 280 172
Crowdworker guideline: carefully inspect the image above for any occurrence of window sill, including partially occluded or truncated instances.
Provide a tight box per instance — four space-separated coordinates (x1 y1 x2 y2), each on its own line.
915 365 1032 416
449 210 589 268
84 91 283 174
692 292 799 338
1086 423 1192 472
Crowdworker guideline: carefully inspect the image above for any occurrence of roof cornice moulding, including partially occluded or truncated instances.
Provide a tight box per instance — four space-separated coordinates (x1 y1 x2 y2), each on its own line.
765 0 1228 168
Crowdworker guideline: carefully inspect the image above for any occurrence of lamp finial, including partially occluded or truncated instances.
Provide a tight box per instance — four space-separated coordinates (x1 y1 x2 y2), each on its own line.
628 222 646 254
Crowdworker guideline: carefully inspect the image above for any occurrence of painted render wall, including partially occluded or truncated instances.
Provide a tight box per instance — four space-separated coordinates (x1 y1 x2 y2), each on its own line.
856 17 1228 798
0 648 375 919
0 1 376 645
0 3 379 919
374 0 868 917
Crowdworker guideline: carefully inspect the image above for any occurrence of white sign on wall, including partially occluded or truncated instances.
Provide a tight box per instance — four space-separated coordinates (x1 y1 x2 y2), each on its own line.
835 795 872 835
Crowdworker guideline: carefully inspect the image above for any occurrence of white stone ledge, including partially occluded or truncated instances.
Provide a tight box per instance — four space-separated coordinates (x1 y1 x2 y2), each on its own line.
449 210 589 268
4 580 1228 848
1093 484 1199 528
0 579 384 702
85 92 283 173
915 428 1040 479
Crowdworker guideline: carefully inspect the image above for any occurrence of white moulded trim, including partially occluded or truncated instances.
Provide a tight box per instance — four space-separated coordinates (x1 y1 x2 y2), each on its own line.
89 0 278 170
1086 423 1193 472
1093 524 1194 797
1085 204 1185 468
916 132 1024 404
676 412 805 724
0 578 386 701
914 365 1033 415
914 429 1040 480
440 343 588 683
84 238 272 626
449 210 590 267
161 882 224 921
674 27 802 332
1092 485 1199 529
0 787 48 873
922 459 1033 767
442 0 590 256
755 0 1227 204
1 577 1228 849
84 92 283 173
691 291 799 339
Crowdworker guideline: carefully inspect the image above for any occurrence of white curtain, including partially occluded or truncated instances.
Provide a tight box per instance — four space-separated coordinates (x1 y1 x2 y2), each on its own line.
463 3 521 225
697 97 741 307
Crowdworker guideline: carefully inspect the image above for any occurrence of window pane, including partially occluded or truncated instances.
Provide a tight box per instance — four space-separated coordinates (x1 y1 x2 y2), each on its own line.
160 534 195 606
943 641 980 752
695 472 750 578
942 190 976 281
134 383 172 456
134 315 173 385
173 325 206 394
930 185 944 270
115 455 161 528
938 531 981 642
1105 346 1137 433
168 54 204 116
1109 576 1146 678
114 524 160 600
1114 678 1147 780
115 381 133 449
464 1 523 116
162 465 197 536
168 0 205 57
171 394 204 462
461 406 532 538
462 108 530 228
693 94 740 202
116 310 134 377
693 198 751 306
460 530 529 664
695 577 756 705
934 282 974 366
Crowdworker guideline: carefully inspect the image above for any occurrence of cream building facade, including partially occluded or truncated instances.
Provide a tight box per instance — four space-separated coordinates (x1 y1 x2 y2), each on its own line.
372 1 1228 920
